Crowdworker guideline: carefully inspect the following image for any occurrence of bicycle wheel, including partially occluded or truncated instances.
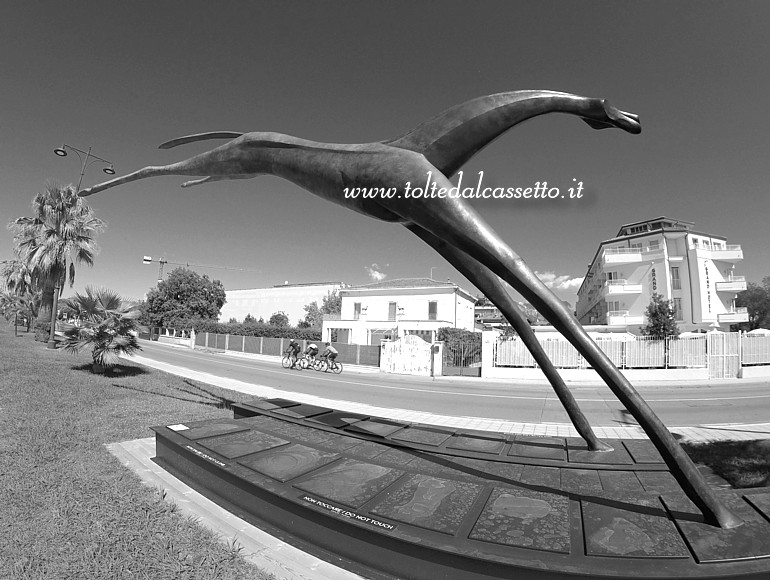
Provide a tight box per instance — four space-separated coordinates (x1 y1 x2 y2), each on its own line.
331 361 343 374
318 360 329 372
297 356 308 369
281 355 293 369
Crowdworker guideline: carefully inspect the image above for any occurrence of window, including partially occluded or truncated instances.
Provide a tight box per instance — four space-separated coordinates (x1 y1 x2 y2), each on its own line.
388 302 397 321
428 301 437 321
671 267 681 290
353 302 361 320
630 243 642 251
673 298 683 321
648 240 659 250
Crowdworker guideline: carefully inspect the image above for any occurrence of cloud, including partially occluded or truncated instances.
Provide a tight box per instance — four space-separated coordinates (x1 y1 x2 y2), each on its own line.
535 271 584 291
365 263 387 282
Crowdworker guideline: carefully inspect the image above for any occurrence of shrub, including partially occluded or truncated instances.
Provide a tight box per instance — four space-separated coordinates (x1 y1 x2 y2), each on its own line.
191 320 321 341
34 320 51 342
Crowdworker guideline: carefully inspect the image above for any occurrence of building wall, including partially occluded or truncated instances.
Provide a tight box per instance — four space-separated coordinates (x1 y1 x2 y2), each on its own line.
325 285 476 345
219 283 343 325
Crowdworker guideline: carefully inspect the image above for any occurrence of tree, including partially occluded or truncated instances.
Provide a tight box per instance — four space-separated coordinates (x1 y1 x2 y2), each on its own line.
301 301 324 328
1 257 40 333
9 183 105 319
243 313 256 323
1 258 34 296
144 267 226 328
269 311 289 327
58 286 145 373
736 278 770 331
321 289 341 316
641 293 680 339
0 291 39 335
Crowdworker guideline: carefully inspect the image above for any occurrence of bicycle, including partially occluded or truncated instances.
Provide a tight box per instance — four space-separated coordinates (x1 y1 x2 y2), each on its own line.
293 354 322 370
319 356 343 374
281 351 299 368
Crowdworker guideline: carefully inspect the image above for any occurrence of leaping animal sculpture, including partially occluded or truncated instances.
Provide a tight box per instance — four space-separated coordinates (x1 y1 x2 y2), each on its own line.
79 90 741 528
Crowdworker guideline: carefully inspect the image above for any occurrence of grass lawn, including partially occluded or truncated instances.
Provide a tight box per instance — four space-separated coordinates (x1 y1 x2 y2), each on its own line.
0 324 273 580
681 439 770 488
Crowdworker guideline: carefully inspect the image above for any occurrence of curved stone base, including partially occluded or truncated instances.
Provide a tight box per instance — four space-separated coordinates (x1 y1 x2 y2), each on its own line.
150 399 770 579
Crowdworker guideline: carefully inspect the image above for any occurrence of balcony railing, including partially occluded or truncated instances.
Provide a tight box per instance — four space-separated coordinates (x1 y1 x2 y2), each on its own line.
715 275 747 292
696 244 743 262
604 279 643 295
602 246 664 264
718 307 749 324
607 310 645 325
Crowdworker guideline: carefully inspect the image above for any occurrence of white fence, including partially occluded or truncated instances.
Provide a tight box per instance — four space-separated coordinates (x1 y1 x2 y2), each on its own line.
494 332 770 371
742 334 770 365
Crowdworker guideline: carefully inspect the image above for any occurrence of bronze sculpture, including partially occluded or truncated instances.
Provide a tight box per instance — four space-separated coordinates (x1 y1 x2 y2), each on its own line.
79 90 741 528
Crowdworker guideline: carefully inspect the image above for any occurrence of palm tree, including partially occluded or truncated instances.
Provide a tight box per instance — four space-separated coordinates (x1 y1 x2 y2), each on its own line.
9 182 106 324
1 257 34 296
0 291 40 335
1 257 40 334
58 286 145 373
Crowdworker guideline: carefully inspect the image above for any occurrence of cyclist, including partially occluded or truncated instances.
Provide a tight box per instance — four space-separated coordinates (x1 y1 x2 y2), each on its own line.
321 342 338 368
285 339 301 367
305 342 320 363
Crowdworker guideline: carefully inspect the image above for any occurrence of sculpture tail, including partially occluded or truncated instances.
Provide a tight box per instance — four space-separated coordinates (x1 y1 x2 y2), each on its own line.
159 132 244 149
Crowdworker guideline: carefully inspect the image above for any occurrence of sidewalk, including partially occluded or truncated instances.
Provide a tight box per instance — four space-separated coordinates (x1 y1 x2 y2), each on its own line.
130 354 770 443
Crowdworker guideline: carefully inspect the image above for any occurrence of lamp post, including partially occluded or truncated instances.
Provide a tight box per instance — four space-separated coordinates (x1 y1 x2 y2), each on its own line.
48 144 116 349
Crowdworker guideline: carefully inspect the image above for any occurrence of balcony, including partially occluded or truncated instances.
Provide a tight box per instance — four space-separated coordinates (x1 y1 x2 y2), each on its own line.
718 307 748 324
715 275 747 293
607 310 645 326
696 244 743 263
602 247 664 265
603 279 643 296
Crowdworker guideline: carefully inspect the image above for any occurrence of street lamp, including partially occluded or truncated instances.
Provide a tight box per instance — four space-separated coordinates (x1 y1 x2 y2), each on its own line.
48 143 116 349
53 144 116 191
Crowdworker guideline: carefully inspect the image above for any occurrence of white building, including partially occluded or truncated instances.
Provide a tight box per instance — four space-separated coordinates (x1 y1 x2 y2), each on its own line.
576 217 748 332
219 282 344 325
322 278 476 345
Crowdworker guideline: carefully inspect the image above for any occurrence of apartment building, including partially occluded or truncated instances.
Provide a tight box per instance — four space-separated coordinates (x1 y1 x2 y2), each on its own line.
576 217 748 332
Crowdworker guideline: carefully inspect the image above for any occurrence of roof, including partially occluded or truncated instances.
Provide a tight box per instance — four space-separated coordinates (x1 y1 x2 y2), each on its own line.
614 216 694 237
342 277 476 302
270 281 344 288
347 277 456 290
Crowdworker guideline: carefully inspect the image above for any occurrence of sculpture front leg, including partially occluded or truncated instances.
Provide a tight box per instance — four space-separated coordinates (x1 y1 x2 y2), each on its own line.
404 223 611 452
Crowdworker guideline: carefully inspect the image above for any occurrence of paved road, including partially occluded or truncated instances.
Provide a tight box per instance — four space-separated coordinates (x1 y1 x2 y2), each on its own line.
135 341 770 428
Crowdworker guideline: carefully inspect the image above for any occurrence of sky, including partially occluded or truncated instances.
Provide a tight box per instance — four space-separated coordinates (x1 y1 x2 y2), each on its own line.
2 1 769 307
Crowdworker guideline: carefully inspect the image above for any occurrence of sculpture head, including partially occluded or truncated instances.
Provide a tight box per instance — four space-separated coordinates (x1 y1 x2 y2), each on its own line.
580 99 641 134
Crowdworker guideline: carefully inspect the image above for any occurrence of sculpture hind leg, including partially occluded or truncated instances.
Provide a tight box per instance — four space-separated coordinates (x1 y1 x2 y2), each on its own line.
405 223 611 452
390 185 741 529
